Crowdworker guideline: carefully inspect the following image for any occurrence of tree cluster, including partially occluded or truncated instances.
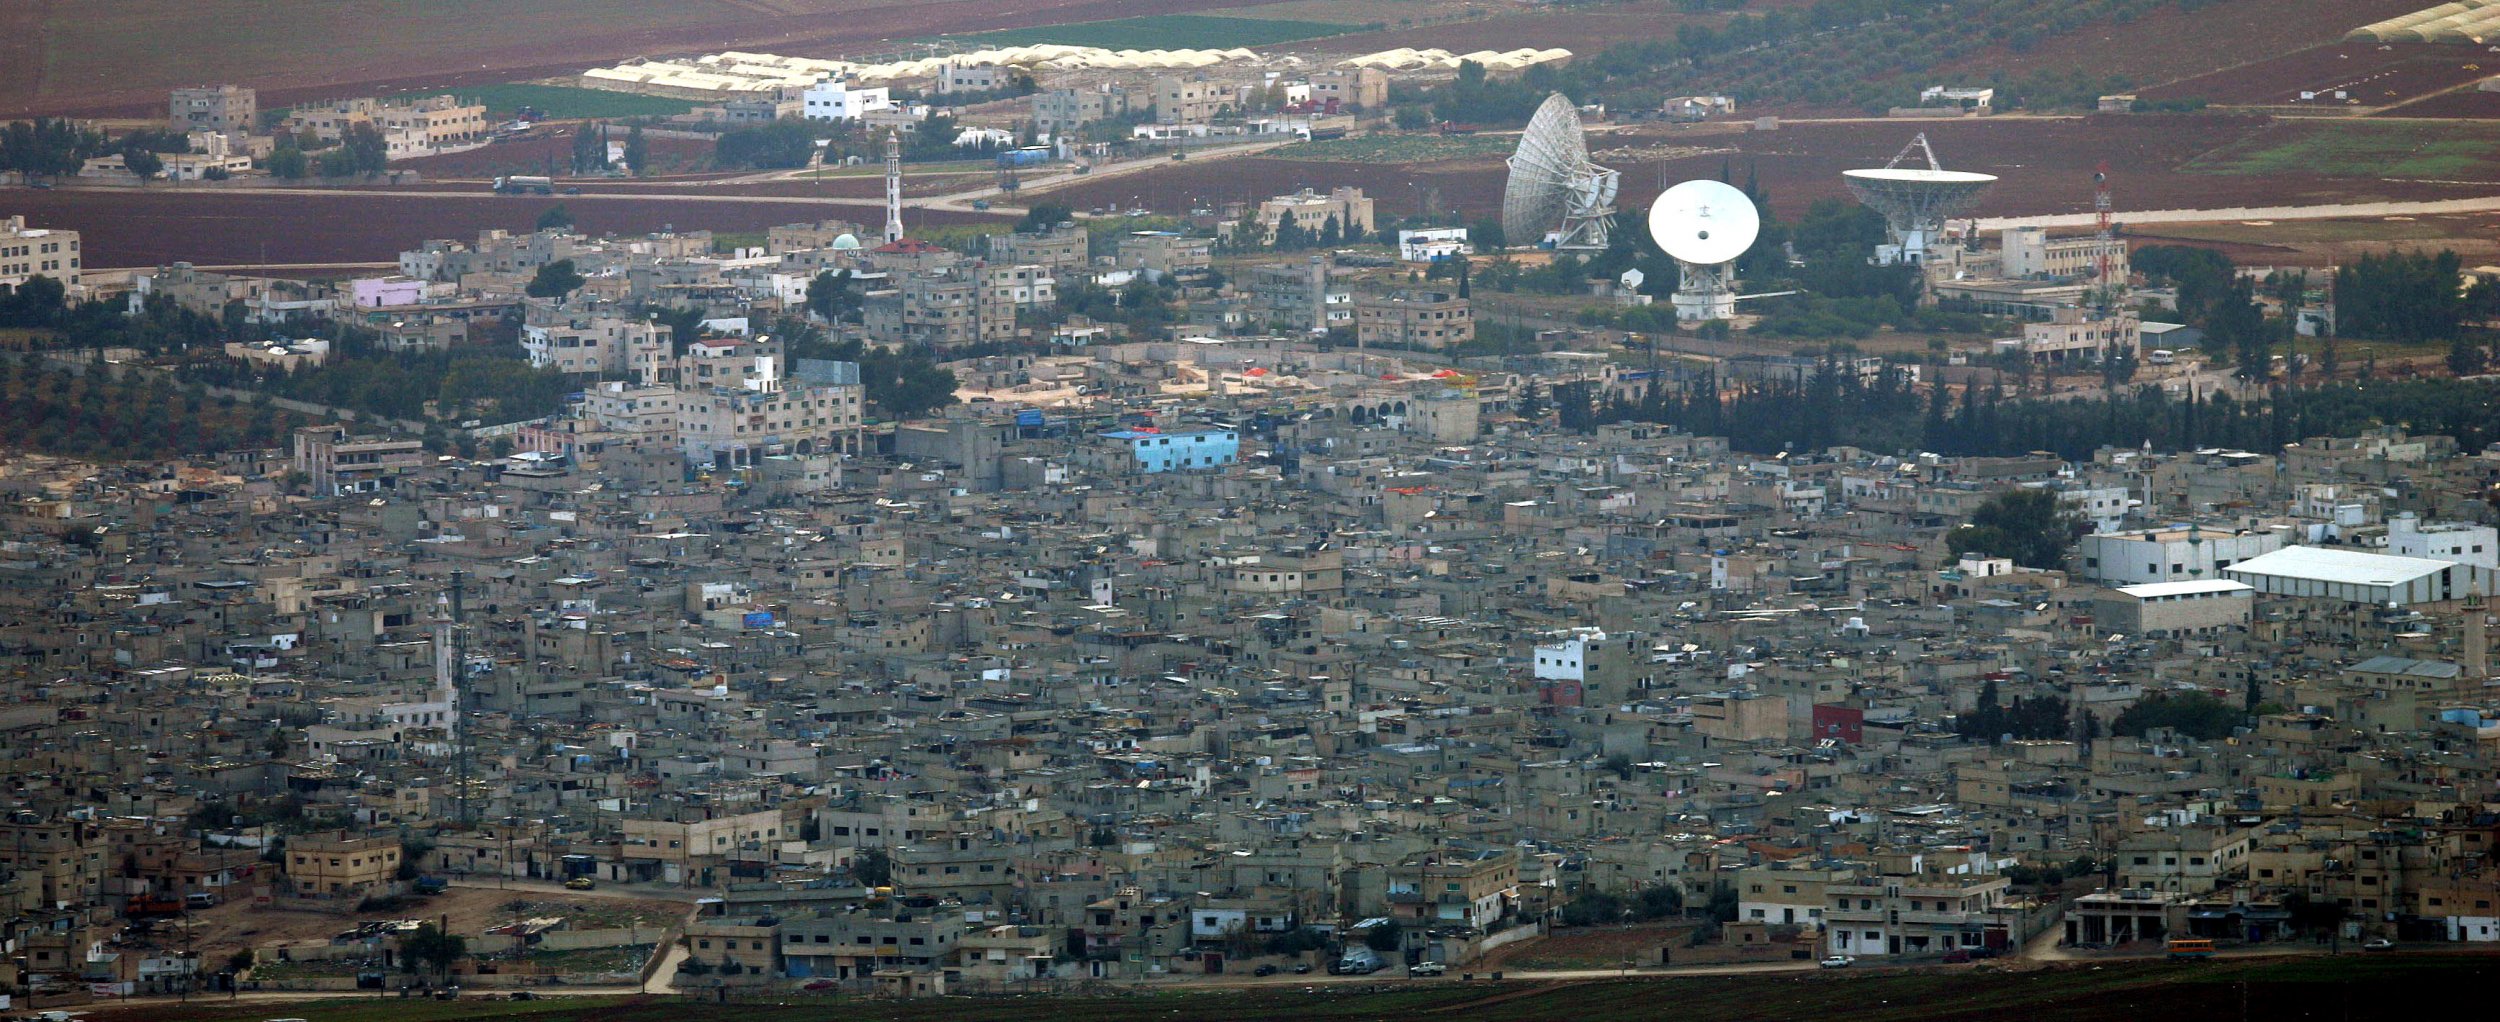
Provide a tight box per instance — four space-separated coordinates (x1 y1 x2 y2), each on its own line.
1946 488 2084 570
1956 679 2075 742
2335 249 2465 343
1555 884 1682 926
2110 690 2243 740
0 118 111 178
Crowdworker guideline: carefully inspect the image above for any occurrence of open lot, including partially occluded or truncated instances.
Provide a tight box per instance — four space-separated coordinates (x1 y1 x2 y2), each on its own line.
2142 40 2495 107
2180 119 2500 179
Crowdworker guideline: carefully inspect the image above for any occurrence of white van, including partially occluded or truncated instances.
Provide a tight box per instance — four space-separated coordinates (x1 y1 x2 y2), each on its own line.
2147 349 2176 365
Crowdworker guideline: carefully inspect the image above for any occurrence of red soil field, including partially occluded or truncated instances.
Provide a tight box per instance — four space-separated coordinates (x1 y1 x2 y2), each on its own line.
1944 0 2432 91
1 0 1307 119
392 134 719 180
2381 87 2500 118
1041 113 2500 225
0 188 1005 269
2142 41 2494 106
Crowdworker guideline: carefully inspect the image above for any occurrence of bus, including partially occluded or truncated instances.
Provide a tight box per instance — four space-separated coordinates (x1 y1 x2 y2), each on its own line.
2164 938 2215 960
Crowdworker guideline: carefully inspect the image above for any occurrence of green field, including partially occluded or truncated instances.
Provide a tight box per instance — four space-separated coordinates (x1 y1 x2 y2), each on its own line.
454 84 697 120
124 953 2500 1022
1268 133 1518 164
2183 121 2500 179
952 14 1357 50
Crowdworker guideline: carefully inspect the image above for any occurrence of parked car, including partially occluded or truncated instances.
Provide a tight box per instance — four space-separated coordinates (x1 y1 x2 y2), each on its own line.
564 877 596 890
1819 955 1855 969
1942 949 1972 964
1253 964 1279 976
1408 961 1446 977
2363 938 2395 952
1292 963 1312 974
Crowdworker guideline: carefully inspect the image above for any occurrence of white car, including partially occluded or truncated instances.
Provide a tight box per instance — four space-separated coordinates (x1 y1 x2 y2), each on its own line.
2362 938 2395 952
1819 955 1855 969
1409 961 1446 976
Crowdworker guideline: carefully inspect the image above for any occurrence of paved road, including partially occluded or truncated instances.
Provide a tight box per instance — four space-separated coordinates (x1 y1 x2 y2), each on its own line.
443 875 703 904
1979 195 2500 230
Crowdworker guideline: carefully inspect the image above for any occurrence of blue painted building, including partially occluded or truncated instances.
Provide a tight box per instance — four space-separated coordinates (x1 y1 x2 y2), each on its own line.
1101 427 1239 473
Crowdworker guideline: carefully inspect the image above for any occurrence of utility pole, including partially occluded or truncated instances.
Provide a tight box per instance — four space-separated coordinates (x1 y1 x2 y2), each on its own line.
2092 160 2115 316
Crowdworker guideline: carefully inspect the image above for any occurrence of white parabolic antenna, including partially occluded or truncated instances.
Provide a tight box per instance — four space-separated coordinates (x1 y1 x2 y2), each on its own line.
1648 179 1761 322
1503 94 1620 251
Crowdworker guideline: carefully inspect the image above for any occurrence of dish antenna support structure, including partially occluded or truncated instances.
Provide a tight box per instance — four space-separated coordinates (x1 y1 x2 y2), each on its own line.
1842 133 1995 266
1503 94 1619 252
1649 179 1764 322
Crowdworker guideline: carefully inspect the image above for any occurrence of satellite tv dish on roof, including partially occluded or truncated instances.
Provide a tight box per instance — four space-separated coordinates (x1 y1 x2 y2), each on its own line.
1620 267 1645 291
1648 179 1769 322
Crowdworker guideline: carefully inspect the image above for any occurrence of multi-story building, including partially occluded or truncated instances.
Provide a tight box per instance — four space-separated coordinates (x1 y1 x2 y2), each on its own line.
1031 85 1136 136
377 94 489 150
293 425 427 496
1308 68 1388 110
0 215 78 294
522 310 671 375
2114 823 2257 896
988 222 1089 273
581 381 684 447
2009 306 2139 365
1354 289 1473 349
1116 231 1212 279
170 85 257 134
283 831 403 896
1153 75 1233 124
675 338 864 466
2074 524 2284 586
1824 870 2011 958
1244 187 1375 247
780 912 961 981
1387 849 1518 931
1099 427 1240 474
802 80 893 121
2386 512 2498 569
1999 226 2130 282
1736 863 1859 930
1248 254 1347 334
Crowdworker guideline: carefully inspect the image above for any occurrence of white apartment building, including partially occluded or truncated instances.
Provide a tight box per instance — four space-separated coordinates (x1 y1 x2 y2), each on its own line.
2074 524 2283 586
0 216 80 293
2384 512 2498 569
802 80 893 121
675 338 864 467
522 315 670 376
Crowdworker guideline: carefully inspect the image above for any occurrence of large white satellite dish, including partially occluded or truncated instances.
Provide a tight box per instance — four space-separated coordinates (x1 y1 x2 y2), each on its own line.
1648 179 1761 322
1503 94 1619 252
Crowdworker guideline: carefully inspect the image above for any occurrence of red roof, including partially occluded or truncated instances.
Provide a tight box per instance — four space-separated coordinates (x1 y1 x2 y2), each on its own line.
872 237 944 254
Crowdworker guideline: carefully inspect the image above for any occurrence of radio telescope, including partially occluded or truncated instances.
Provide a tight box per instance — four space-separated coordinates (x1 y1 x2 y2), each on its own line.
1843 133 1995 266
1503 94 1619 252
1648 179 1760 322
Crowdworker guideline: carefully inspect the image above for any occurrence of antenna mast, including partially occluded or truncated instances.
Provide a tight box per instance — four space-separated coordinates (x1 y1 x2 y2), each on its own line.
2093 160 2115 316
450 569 475 828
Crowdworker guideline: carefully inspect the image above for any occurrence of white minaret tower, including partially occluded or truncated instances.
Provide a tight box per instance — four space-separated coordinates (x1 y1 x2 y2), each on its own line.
883 130 905 243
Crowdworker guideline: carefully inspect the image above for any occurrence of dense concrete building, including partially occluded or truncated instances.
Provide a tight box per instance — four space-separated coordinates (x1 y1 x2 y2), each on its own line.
170 84 257 133
0 215 78 294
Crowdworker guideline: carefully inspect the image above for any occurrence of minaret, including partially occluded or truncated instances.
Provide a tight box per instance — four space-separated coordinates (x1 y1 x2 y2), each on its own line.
883 130 904 243
2466 591 2488 678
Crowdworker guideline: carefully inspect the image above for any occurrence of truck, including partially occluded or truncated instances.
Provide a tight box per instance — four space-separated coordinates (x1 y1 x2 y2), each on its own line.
412 875 449 895
1329 947 1385 975
493 175 555 195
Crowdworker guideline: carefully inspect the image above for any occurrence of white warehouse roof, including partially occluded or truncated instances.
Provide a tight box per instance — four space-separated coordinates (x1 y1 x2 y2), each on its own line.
2226 546 2451 586
2115 580 2253 599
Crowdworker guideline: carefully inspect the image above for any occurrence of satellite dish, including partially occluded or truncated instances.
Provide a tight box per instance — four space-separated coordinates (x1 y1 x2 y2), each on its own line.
1648 179 1761 322
1620 267 1645 291
1648 179 1759 266
1503 94 1620 252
